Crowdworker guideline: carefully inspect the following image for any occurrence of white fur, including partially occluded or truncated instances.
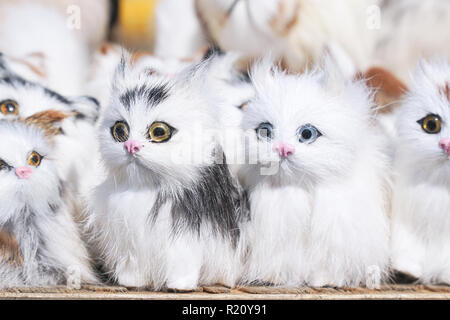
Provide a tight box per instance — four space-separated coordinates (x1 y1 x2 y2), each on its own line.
196 0 378 71
238 57 390 287
0 70 100 223
0 1 90 96
86 55 241 290
87 43 192 112
391 60 450 284
374 0 450 85
155 0 207 59
0 121 97 288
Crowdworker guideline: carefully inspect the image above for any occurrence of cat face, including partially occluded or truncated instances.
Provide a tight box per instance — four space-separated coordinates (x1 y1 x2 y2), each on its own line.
99 56 219 187
0 121 59 216
396 60 450 173
242 59 373 184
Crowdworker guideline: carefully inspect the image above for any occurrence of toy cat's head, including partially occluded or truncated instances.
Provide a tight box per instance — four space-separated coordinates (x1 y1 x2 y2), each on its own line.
241 56 375 186
396 60 450 177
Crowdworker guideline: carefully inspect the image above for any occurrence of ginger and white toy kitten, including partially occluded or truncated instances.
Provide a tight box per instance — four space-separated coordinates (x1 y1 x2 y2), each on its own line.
0 61 100 221
391 60 450 284
0 119 97 289
86 54 246 290
238 58 390 287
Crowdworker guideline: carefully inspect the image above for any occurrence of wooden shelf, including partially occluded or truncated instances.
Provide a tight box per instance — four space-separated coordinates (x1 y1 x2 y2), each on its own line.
1 284 449 300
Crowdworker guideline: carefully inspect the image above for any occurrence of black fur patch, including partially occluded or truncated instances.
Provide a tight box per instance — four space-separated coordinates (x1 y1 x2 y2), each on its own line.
120 84 170 110
0 74 71 105
149 151 249 246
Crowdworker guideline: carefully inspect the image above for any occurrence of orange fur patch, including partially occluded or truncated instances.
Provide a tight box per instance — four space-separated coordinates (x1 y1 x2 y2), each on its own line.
0 229 23 267
24 110 73 138
270 0 301 36
363 67 408 113
439 83 450 101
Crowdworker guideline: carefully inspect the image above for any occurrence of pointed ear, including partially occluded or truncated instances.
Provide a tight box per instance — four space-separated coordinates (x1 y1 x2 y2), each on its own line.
250 55 276 90
112 50 132 91
69 96 100 123
319 43 357 93
0 52 13 77
362 66 408 111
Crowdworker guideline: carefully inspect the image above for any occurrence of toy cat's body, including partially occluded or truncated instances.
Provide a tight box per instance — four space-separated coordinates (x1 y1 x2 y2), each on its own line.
391 60 450 284
86 55 246 290
238 58 390 287
0 120 97 289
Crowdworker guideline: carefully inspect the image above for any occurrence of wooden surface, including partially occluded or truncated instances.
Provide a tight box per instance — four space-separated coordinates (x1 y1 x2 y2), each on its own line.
1 284 449 300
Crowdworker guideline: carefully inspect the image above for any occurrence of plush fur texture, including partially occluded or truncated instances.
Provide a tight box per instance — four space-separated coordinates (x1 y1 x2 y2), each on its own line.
0 120 97 289
86 54 246 290
237 57 390 287
0 1 91 96
0 64 100 223
155 0 207 59
390 60 450 284
195 0 378 72
374 0 450 86
87 43 193 111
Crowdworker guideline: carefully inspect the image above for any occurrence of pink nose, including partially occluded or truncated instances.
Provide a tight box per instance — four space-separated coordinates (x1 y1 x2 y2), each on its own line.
274 142 296 158
439 138 450 156
124 140 142 155
15 167 33 179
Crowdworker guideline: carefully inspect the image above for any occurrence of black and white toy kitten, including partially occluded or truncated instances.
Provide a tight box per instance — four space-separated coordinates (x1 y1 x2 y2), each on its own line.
86 54 246 290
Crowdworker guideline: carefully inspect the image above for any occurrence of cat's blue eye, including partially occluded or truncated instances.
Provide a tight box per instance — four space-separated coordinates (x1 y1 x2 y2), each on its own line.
297 124 321 144
256 122 273 140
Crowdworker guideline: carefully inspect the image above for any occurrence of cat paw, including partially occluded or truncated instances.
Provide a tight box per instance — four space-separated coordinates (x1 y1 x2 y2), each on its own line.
117 271 146 288
166 275 199 291
392 257 423 279
308 273 336 288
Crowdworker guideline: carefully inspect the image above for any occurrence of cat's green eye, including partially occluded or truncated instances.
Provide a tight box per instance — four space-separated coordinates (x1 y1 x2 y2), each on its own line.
418 114 442 134
27 151 42 167
111 121 130 142
148 122 174 143
0 100 18 116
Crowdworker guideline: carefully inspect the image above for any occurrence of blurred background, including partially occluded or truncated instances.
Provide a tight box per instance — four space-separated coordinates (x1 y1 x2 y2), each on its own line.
0 0 449 105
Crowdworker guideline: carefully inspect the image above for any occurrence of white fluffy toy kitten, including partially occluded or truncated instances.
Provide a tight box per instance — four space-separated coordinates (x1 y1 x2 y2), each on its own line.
0 119 97 289
0 59 100 221
391 60 450 284
86 54 246 290
238 58 390 287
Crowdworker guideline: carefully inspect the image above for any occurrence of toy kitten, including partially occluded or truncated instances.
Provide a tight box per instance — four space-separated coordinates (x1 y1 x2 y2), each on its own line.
238 57 390 287
86 54 246 290
391 60 450 284
0 118 97 289
0 59 100 221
